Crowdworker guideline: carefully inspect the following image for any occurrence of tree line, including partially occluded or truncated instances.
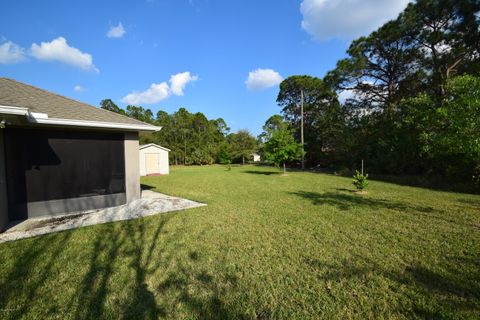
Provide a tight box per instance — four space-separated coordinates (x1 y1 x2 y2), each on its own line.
260 0 480 186
100 0 479 187
100 100 258 165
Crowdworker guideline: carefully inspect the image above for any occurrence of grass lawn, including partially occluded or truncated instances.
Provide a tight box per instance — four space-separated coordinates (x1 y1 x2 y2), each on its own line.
0 165 479 319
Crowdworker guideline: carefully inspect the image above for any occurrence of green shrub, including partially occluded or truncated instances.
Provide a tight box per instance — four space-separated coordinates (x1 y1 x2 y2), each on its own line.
217 146 232 165
187 150 215 165
353 170 369 190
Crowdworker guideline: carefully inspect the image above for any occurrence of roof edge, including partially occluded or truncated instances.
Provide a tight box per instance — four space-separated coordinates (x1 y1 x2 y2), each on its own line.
29 116 161 132
139 143 171 151
0 105 29 116
0 104 161 132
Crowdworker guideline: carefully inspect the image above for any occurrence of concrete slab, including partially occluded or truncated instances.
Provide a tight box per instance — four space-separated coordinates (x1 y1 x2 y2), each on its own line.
0 190 205 243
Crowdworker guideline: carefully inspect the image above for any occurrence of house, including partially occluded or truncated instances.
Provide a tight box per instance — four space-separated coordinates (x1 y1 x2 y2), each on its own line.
0 78 160 231
139 143 170 176
252 153 261 162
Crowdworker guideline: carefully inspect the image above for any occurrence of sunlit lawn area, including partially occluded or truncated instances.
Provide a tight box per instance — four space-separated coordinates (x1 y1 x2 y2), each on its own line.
0 165 479 319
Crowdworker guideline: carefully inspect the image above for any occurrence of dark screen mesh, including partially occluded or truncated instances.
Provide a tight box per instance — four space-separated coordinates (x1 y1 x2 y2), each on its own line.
5 128 126 208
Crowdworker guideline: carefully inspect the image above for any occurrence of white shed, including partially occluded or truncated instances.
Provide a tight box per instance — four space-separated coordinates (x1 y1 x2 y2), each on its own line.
139 144 170 176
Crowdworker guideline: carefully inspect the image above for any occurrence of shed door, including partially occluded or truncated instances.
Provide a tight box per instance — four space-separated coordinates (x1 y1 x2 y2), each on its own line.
145 153 160 175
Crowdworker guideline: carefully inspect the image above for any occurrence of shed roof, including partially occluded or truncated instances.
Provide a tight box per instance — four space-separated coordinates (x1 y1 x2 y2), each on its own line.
139 143 171 152
0 78 160 131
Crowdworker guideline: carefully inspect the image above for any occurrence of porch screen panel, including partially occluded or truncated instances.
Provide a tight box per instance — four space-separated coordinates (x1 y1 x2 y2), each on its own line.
5 128 125 204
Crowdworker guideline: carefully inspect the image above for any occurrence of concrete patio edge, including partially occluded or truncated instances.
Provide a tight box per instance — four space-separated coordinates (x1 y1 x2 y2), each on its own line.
0 190 206 243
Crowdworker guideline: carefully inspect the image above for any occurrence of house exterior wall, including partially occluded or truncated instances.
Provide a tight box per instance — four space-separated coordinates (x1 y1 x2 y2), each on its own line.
0 130 8 231
22 131 140 217
0 129 140 227
26 194 126 218
125 132 141 203
4 128 128 220
139 145 170 176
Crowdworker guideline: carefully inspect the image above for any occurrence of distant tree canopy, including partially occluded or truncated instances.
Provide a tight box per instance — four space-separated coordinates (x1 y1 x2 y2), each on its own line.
276 76 343 165
126 105 154 124
99 0 480 187
262 0 480 187
100 99 126 116
227 130 258 165
260 117 302 174
99 101 258 166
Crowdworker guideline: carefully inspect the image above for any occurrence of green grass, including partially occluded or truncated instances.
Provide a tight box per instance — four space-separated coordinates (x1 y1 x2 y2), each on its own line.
0 165 479 319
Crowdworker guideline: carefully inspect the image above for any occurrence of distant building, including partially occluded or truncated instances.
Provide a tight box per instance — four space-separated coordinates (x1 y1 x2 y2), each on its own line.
139 144 170 176
252 153 261 162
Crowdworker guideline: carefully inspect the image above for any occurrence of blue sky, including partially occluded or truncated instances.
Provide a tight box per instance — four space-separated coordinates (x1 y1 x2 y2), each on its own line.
0 0 409 135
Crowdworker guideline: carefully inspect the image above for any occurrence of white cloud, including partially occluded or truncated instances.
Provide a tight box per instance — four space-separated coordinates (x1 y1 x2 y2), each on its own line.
245 68 283 91
122 71 198 105
73 85 85 92
122 82 170 105
0 41 26 64
107 23 126 38
300 0 410 40
31 37 98 72
169 71 198 96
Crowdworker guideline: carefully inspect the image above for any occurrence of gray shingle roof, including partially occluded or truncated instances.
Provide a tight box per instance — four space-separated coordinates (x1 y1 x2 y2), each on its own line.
0 77 149 126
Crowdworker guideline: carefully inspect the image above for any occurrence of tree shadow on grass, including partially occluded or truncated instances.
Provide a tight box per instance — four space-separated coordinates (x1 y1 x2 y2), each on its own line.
290 190 436 213
243 170 279 176
0 212 249 319
303 254 480 318
119 218 166 319
72 214 248 319
0 231 73 319
157 262 244 320
328 171 479 195
71 218 168 319
73 223 128 319
407 263 480 303
456 198 480 209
